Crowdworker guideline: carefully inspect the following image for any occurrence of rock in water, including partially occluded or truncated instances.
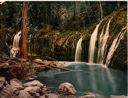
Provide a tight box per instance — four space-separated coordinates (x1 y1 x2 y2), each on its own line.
59 82 76 95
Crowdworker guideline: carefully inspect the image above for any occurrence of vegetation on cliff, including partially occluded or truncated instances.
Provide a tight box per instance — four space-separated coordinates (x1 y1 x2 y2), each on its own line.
0 1 127 70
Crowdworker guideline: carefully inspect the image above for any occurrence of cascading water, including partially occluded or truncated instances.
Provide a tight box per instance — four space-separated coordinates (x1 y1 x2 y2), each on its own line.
97 26 105 63
75 16 125 68
96 18 112 64
10 31 21 57
75 37 83 61
98 18 112 64
88 20 102 63
105 26 126 66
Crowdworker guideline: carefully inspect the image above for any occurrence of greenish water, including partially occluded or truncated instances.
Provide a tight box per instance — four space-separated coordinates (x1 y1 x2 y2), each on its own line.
37 62 127 97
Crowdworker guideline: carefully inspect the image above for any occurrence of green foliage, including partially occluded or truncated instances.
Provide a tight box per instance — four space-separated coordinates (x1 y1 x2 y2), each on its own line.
0 1 126 31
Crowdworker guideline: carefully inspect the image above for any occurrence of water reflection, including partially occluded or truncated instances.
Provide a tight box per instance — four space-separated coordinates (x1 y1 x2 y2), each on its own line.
37 62 127 97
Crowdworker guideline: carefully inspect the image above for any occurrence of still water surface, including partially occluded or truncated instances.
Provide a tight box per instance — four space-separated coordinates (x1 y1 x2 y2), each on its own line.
37 62 127 97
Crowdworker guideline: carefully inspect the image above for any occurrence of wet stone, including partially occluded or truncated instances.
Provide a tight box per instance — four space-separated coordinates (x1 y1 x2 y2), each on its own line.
58 82 76 95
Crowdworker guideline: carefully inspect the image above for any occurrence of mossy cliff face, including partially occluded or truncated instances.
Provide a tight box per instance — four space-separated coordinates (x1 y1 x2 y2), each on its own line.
106 8 127 70
0 7 126 70
29 7 126 70
29 30 82 61
0 28 15 56
81 7 127 70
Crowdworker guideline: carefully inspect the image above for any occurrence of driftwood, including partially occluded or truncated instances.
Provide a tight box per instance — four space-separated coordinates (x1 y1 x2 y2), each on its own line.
32 60 69 71
0 57 69 80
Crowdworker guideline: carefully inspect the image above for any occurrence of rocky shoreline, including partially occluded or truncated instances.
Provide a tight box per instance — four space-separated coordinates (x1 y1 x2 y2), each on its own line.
0 77 96 98
0 77 127 98
0 57 68 80
0 57 127 98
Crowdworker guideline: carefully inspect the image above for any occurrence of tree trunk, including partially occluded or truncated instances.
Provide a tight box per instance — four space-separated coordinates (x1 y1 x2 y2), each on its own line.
20 1 28 59
117 2 120 9
99 2 103 19
73 2 77 18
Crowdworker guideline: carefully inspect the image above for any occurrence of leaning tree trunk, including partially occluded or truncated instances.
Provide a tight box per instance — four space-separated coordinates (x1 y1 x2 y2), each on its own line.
20 1 28 59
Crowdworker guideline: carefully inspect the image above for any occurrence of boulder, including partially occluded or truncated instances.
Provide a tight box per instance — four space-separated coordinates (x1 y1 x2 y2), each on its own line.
0 84 13 98
18 90 32 98
24 86 40 94
10 79 24 90
0 77 6 90
24 80 44 87
40 85 48 94
39 96 45 98
58 82 76 95
45 93 59 98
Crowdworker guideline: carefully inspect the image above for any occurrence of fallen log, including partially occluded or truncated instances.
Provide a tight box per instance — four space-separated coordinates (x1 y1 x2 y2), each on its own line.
32 60 69 71
0 58 69 80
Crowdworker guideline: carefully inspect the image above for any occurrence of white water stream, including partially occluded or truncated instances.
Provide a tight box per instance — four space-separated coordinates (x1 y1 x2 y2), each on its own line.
10 31 21 57
75 37 83 61
88 20 102 63
105 27 126 66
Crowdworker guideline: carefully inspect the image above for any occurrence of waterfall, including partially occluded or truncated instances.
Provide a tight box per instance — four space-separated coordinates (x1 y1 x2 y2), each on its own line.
96 18 112 64
105 27 126 66
10 31 21 57
75 37 83 61
97 26 105 63
88 20 102 63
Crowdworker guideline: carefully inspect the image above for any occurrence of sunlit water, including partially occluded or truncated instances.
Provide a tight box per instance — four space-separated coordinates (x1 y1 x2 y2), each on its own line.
37 62 127 97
